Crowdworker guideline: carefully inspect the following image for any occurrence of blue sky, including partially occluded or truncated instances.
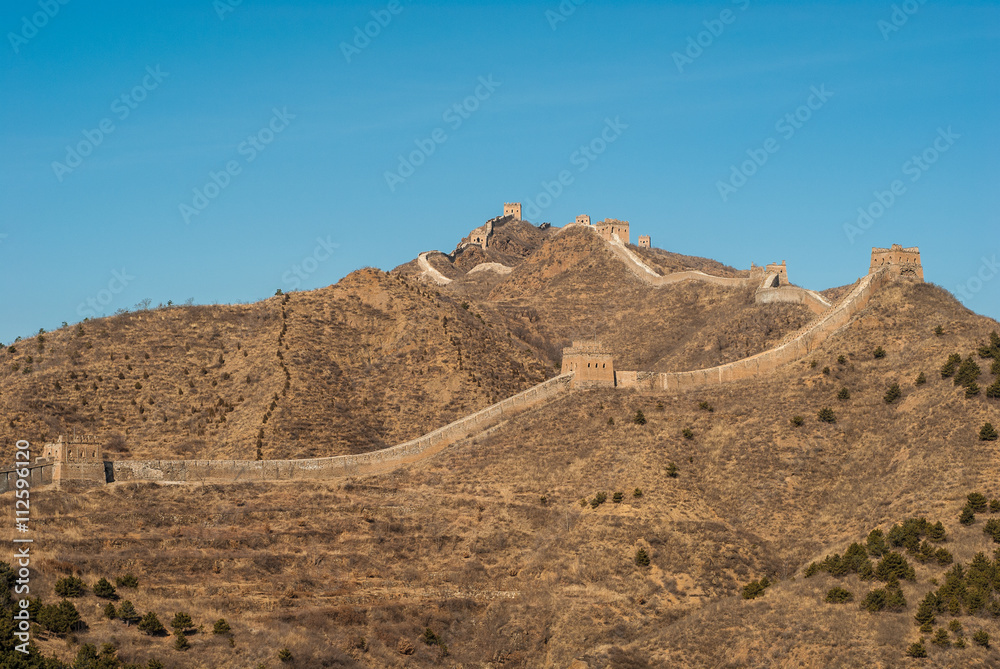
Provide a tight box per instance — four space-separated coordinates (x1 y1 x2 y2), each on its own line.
2 0 998 343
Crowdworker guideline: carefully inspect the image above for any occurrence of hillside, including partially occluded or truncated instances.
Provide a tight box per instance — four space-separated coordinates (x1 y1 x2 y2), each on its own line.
11 274 1000 668
0 269 553 461
484 227 815 372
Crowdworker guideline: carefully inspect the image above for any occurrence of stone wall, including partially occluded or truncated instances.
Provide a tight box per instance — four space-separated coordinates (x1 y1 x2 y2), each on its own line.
0 461 54 494
111 374 573 484
602 234 749 288
870 244 923 280
755 286 831 315
615 268 892 391
561 341 615 387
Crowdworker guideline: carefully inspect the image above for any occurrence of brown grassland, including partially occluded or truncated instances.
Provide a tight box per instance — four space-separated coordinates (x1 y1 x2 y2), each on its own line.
2 225 1000 668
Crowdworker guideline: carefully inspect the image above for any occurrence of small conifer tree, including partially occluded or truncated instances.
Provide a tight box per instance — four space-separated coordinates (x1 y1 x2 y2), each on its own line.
884 383 902 404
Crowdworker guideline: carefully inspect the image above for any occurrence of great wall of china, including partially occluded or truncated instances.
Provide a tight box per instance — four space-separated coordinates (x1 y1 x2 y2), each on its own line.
2 205 925 492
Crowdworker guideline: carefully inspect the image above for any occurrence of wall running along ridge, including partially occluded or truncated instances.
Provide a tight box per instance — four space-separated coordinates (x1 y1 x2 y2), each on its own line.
109 374 573 484
589 226 832 313
0 462 53 494
614 267 893 391
417 252 452 285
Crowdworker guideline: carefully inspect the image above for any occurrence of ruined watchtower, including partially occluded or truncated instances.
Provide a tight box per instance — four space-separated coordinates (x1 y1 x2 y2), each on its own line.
40 435 107 488
638 235 651 249
870 244 924 281
595 218 630 245
561 341 615 388
504 203 522 220
576 215 591 226
764 261 789 287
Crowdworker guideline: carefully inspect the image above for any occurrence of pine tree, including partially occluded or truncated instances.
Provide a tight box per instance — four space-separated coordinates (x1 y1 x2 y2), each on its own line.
914 594 936 627
915 372 927 385
884 383 902 404
987 378 1000 398
928 521 946 542
906 639 928 658
968 492 988 512
54 576 85 597
118 600 139 625
138 611 167 635
980 422 998 441
941 353 962 378
174 634 190 651
103 602 117 619
171 612 194 635
837 387 850 400
955 355 981 387
817 407 836 423
960 505 976 525
866 529 887 557
632 410 646 425
634 547 650 567
932 628 950 647
93 577 117 599
666 462 678 478
973 630 990 647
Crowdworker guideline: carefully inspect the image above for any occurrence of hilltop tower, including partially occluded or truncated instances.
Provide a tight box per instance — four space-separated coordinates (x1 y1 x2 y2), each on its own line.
504 202 522 220
40 435 107 488
576 215 591 226
595 218 630 245
561 341 615 388
764 261 789 287
870 244 923 281
637 235 651 249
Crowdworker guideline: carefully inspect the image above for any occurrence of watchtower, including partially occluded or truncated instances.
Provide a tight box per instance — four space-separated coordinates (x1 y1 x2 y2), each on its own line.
595 218 630 245
764 261 789 287
576 215 591 226
40 435 107 488
638 235 651 249
504 203 522 220
870 244 923 281
561 341 615 388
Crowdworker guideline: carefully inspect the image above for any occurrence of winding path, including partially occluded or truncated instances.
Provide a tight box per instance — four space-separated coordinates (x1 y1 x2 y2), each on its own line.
418 252 452 285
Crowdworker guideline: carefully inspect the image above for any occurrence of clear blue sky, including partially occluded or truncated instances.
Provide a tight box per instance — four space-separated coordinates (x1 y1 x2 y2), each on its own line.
2 0 998 343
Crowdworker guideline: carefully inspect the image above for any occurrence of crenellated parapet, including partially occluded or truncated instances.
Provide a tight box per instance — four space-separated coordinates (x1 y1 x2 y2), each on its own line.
870 244 923 281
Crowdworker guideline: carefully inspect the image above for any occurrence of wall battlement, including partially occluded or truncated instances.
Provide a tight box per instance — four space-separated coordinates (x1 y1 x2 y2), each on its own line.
595 218 630 245
870 244 923 281
561 340 615 388
637 235 651 249
39 435 107 488
504 202 522 220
